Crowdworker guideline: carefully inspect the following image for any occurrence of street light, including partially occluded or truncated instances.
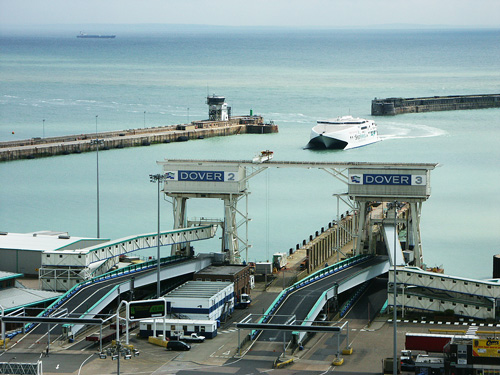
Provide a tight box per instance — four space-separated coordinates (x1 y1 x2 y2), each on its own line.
393 201 398 375
150 173 166 298
143 111 146 128
92 115 101 238
42 119 45 138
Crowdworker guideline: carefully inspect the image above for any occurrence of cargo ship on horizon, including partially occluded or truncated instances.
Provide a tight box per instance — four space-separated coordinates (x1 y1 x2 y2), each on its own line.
77 32 115 39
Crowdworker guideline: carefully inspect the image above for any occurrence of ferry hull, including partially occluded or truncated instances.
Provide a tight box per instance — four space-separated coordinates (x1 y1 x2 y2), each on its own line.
306 135 348 150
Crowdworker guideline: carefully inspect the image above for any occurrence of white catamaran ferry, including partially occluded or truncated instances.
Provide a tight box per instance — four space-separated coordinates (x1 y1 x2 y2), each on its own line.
306 116 380 150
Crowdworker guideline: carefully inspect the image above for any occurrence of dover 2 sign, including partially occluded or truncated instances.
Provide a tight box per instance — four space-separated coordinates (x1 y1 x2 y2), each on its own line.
162 165 246 194
165 170 237 182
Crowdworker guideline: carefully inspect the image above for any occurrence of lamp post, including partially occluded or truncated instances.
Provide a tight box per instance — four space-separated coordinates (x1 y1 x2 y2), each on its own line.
91 115 102 238
143 111 146 128
150 173 166 298
42 119 45 138
393 201 398 375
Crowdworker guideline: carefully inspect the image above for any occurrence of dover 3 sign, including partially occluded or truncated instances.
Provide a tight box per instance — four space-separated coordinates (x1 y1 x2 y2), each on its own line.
349 173 426 186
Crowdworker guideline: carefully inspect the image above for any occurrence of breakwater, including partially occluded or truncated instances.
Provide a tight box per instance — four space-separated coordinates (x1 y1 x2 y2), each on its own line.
371 94 500 115
0 116 278 162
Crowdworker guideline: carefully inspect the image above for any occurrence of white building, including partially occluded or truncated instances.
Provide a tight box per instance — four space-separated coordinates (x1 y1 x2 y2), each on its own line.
164 280 234 323
0 231 106 277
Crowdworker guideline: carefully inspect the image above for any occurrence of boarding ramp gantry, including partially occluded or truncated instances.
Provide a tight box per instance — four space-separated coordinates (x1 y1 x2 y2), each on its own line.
254 254 390 344
39 225 217 291
157 159 437 266
389 266 500 320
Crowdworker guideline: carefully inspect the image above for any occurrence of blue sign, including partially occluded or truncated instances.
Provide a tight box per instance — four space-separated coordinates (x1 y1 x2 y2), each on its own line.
363 174 411 185
178 170 226 182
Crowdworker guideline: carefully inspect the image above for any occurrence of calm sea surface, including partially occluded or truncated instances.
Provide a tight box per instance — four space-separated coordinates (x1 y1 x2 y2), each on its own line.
1 28 499 279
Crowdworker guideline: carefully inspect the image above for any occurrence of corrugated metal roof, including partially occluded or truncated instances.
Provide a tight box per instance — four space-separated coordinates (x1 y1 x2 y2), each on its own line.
0 271 23 281
0 231 101 252
0 287 61 312
164 281 232 299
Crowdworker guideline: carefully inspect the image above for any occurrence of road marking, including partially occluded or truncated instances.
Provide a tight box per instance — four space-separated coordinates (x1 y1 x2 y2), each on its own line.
77 354 95 375
56 364 60 370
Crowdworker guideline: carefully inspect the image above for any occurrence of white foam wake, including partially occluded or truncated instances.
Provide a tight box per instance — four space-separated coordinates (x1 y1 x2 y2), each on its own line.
378 122 447 140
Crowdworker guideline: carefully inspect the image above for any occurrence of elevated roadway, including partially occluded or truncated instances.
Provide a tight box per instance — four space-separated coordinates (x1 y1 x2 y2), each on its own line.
257 255 391 344
24 255 214 338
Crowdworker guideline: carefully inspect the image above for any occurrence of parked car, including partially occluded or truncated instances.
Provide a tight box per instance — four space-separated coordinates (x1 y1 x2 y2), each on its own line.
178 333 205 343
400 357 415 371
166 340 191 351
400 350 415 371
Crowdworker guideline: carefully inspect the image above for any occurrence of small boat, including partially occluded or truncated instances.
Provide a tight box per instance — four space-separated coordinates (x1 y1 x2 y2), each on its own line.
306 115 380 150
252 150 274 163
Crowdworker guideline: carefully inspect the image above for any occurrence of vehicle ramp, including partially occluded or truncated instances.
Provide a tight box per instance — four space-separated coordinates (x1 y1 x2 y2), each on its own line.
22 254 214 338
256 254 390 344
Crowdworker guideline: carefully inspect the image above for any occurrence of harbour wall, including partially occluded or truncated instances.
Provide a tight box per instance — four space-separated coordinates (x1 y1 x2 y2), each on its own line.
0 116 278 162
371 94 500 115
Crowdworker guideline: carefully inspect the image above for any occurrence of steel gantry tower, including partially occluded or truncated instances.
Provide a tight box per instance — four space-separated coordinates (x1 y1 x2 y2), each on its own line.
156 159 437 266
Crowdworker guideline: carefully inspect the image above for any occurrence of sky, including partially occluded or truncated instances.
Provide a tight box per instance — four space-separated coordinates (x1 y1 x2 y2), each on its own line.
0 0 499 29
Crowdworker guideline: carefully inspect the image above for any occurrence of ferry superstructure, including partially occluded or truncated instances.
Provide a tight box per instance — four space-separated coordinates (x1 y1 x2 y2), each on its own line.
306 115 379 150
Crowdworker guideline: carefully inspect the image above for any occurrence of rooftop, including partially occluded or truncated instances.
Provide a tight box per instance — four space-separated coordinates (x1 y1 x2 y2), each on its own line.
0 286 61 312
0 231 105 252
164 281 233 299
196 264 248 276
0 271 23 281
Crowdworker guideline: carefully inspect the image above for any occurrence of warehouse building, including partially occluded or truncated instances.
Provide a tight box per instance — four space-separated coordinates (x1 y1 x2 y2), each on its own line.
0 231 106 276
164 280 234 323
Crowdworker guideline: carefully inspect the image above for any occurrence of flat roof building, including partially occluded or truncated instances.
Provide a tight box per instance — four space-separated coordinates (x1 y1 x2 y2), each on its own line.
0 231 107 276
164 280 234 322
0 271 61 314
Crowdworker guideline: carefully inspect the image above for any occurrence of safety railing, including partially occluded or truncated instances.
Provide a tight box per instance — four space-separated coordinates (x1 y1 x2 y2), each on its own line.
23 255 187 334
251 254 372 339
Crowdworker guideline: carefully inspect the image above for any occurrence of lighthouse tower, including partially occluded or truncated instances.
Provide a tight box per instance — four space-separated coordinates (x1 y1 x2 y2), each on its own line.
207 95 231 121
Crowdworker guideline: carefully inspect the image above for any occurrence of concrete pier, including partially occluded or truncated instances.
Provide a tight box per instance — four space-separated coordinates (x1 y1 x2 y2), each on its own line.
371 93 500 115
296 213 356 274
0 116 278 162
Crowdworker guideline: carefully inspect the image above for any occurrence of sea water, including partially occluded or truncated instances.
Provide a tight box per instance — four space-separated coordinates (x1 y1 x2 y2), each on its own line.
1 27 499 279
